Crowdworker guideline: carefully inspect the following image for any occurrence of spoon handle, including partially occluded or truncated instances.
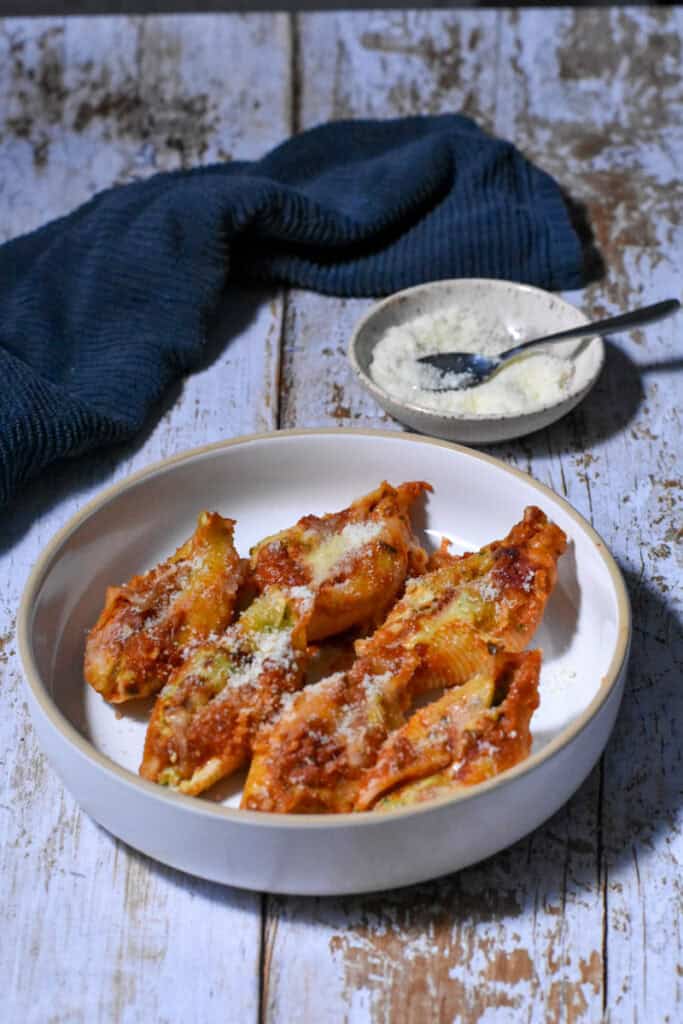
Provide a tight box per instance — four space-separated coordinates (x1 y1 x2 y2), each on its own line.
503 298 681 360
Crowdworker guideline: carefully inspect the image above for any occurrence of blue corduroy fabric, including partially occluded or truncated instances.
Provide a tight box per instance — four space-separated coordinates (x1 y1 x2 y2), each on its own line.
0 115 584 505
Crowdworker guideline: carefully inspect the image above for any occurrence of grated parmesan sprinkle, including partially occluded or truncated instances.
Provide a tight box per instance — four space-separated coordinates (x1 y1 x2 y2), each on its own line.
360 670 393 701
340 520 384 549
304 520 385 585
476 740 498 757
521 568 535 592
332 669 395 762
216 627 297 698
286 585 315 608
478 580 500 602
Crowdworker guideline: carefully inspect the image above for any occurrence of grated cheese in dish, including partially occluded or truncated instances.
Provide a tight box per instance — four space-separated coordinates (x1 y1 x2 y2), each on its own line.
369 306 594 417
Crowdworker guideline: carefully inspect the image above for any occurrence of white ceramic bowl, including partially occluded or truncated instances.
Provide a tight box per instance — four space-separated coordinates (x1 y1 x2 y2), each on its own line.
19 430 629 895
349 279 605 444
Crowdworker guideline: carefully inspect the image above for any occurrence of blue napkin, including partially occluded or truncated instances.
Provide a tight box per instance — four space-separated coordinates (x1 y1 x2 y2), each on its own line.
0 115 583 505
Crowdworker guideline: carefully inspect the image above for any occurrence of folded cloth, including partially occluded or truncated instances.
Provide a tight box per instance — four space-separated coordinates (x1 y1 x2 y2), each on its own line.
0 114 583 505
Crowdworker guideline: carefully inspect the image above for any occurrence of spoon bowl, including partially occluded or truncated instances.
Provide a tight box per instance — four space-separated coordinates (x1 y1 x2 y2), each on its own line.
417 299 680 391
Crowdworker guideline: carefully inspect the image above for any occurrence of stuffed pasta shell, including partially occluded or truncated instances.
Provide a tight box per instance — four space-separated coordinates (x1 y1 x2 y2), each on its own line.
141 482 429 795
356 650 540 811
139 587 311 795
250 481 430 641
242 506 565 814
84 512 246 703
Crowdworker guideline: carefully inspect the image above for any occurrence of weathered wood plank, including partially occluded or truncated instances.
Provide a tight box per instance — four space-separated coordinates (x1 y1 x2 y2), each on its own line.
271 9 605 1024
2 8 682 1023
263 790 605 1022
268 7 683 1023
494 12 683 1018
280 9 500 435
0 13 292 1023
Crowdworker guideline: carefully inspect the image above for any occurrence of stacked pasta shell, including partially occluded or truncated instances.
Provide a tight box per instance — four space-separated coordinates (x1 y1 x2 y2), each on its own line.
84 486 566 813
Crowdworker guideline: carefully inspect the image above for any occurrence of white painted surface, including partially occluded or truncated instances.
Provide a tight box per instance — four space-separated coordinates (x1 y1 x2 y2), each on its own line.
0 13 289 1023
1 7 681 1022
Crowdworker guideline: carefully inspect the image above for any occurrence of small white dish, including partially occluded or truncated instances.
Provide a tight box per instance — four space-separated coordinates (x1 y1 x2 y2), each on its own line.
349 279 605 444
18 429 629 895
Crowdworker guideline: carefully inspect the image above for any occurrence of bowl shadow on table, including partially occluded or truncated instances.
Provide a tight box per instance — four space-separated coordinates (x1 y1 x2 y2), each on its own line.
270 571 681 923
286 587 678 906
82 572 679 1015
490 341 683 462
93 825 265 923
0 285 270 556
487 339 645 463
600 568 683 877
122 569 680 975
131 566 678 877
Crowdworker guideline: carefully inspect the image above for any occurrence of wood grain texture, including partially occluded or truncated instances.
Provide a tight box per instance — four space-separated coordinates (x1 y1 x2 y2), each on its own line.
0 13 291 1023
1 8 682 1024
280 9 500 435
494 15 683 1018
266 8 683 1024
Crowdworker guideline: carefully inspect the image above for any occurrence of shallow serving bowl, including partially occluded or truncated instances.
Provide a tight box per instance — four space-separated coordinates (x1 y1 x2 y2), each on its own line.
19 429 629 895
349 279 605 444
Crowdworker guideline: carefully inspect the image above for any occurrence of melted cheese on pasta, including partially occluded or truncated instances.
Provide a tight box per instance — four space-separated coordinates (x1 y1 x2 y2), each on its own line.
302 520 384 586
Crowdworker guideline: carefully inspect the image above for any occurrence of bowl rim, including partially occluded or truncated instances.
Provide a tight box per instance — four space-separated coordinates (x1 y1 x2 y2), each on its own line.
18 427 630 831
348 278 606 423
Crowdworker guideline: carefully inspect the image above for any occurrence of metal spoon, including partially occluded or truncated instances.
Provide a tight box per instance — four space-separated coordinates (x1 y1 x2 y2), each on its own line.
416 298 681 390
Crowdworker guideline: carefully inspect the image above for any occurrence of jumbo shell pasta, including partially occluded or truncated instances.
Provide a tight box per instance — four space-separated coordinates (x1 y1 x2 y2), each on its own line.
84 488 567 813
242 507 566 814
138 482 429 795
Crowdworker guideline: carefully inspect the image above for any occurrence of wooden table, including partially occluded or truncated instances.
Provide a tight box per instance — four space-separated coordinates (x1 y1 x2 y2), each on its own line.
1 8 681 1022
